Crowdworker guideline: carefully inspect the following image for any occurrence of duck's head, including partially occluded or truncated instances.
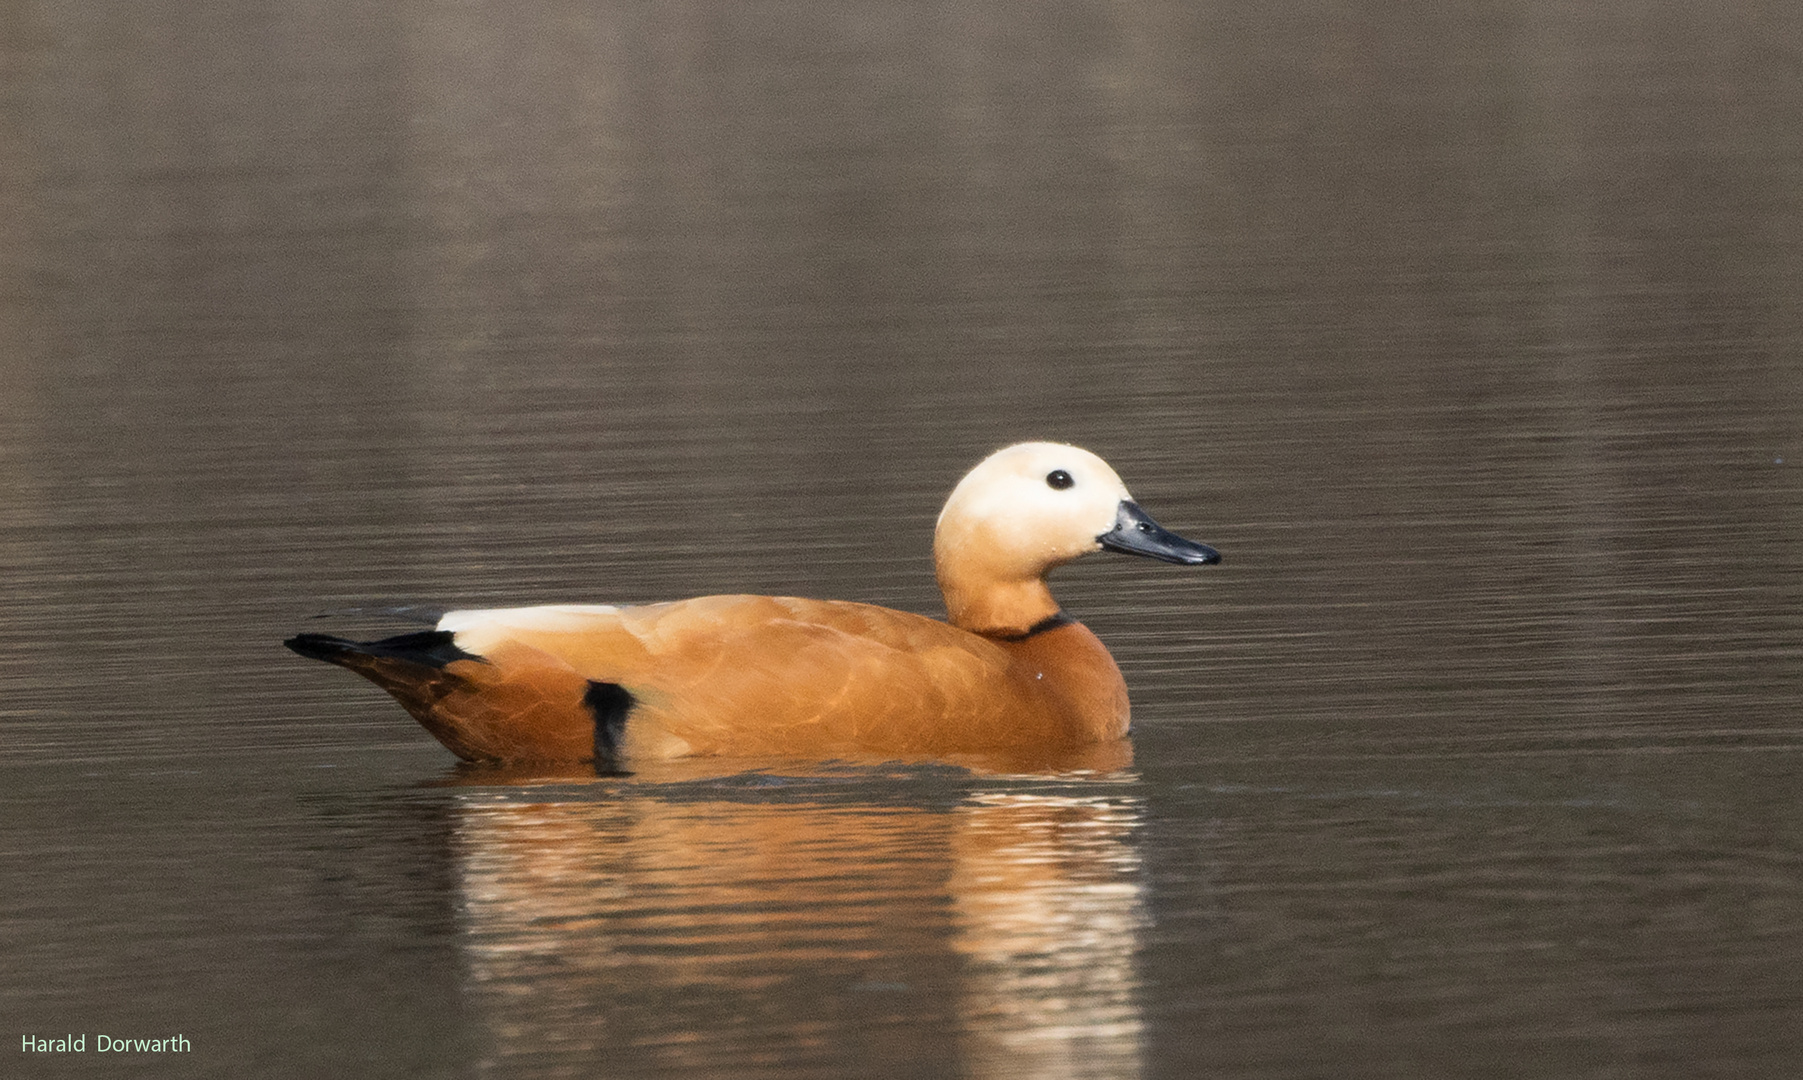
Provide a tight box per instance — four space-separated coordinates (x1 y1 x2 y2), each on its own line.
933 442 1220 635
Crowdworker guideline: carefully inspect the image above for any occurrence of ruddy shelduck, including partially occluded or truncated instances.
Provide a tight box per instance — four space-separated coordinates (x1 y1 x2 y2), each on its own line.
286 442 1220 764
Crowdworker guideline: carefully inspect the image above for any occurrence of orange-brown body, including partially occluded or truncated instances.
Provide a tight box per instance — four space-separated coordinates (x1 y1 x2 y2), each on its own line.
325 597 1128 763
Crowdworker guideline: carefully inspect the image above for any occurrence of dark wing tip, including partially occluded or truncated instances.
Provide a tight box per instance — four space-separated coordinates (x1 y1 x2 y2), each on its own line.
285 633 358 662
285 630 482 669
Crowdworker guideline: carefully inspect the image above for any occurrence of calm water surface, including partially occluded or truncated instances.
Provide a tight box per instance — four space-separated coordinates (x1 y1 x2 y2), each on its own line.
3 2 1801 1078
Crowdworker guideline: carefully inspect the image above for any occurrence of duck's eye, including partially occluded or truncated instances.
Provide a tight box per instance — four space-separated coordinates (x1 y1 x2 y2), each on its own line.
1046 470 1074 490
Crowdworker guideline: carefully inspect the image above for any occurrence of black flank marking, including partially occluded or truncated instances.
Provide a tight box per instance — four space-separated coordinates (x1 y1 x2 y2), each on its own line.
285 630 483 669
994 612 1076 642
585 681 636 760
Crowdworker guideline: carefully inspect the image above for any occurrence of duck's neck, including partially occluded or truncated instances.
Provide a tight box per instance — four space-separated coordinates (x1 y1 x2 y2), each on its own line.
938 572 1061 637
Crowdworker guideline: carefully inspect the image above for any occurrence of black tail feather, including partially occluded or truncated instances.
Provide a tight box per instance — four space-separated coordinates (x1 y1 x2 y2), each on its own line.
285 630 482 669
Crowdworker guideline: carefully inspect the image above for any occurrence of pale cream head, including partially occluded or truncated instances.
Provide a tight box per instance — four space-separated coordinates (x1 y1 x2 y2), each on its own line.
933 442 1135 634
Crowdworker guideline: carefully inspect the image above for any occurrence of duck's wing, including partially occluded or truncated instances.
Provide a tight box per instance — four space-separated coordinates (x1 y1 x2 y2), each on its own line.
436 595 1035 757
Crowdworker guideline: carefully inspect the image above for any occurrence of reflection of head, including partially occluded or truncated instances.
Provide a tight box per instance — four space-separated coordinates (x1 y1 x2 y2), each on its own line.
951 793 1148 1080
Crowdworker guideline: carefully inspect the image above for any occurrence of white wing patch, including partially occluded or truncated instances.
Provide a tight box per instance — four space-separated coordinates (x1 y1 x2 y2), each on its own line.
437 604 624 645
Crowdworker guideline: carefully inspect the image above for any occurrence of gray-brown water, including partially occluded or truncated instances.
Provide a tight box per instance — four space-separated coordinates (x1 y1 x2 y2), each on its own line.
4 2 1802 1077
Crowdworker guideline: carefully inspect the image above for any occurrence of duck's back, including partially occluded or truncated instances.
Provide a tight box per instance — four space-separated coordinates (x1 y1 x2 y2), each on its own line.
334 595 1130 762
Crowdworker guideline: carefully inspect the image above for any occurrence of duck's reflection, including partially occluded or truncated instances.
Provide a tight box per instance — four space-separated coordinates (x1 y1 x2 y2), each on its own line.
950 792 1147 1079
449 771 1146 1077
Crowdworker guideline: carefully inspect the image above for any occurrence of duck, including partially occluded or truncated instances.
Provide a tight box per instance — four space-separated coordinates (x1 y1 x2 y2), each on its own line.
285 442 1220 765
